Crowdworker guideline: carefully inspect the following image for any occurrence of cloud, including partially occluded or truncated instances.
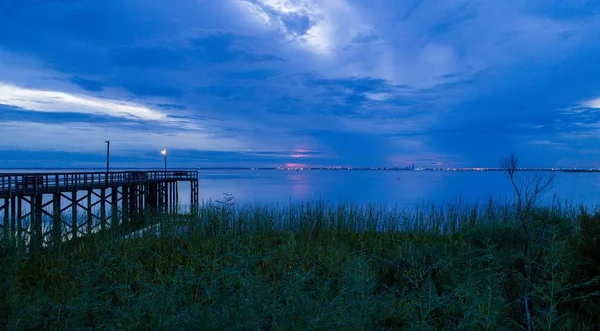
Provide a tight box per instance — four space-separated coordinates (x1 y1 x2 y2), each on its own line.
530 140 570 150
290 147 322 158
232 0 592 91
584 98 600 109
365 92 391 101
239 0 370 56
0 120 245 153
234 0 401 91
0 83 167 121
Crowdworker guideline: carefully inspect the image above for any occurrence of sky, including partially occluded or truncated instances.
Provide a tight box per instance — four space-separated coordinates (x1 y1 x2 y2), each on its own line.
1 0 600 169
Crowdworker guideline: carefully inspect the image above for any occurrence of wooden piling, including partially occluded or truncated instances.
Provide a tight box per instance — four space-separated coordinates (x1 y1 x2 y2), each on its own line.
161 183 165 214
191 180 199 215
31 194 43 255
52 193 62 250
71 191 78 241
17 197 22 243
2 198 8 232
171 182 175 213
130 185 137 227
10 195 16 237
87 190 93 235
111 187 118 233
122 186 129 230
100 188 106 231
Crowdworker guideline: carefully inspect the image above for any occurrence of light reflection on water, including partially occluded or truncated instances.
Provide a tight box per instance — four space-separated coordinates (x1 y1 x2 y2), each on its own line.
2 169 600 208
197 170 600 208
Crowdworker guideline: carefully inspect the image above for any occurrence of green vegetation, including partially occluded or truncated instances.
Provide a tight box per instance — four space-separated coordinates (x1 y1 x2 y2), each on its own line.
1 196 600 330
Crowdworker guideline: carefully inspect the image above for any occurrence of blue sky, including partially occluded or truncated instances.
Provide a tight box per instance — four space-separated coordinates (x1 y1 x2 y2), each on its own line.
1 0 600 168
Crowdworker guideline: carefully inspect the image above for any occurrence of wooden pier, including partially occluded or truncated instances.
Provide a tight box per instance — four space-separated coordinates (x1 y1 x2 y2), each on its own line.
0 170 199 254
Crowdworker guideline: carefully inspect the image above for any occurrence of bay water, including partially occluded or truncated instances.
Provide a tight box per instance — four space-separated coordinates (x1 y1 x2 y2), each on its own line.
197 170 600 208
3 169 600 208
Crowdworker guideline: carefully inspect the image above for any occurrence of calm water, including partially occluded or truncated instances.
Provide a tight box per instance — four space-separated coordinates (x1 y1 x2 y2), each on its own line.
4 169 600 208
197 170 600 208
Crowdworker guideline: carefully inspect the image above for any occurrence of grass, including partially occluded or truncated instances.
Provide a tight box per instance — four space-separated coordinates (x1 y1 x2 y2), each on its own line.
1 197 600 330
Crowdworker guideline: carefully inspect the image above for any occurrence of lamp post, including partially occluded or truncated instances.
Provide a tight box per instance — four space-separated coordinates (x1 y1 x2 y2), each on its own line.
104 140 110 173
161 149 167 171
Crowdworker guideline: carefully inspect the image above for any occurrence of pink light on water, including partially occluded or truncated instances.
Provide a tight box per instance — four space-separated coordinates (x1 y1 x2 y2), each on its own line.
289 172 310 197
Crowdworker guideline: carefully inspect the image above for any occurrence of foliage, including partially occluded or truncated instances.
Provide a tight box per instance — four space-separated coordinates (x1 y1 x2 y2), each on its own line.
1 198 599 330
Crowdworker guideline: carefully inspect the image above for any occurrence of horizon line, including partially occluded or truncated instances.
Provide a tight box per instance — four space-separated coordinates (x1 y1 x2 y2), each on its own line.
0 166 598 172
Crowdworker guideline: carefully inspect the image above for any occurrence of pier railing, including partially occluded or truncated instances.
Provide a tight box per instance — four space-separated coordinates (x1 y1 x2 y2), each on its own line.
0 170 198 198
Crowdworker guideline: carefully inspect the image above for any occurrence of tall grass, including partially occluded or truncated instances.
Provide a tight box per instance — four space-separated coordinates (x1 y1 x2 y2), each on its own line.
1 197 599 330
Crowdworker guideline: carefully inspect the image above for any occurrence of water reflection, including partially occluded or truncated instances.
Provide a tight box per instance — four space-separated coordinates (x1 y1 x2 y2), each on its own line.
289 173 310 198
193 170 600 208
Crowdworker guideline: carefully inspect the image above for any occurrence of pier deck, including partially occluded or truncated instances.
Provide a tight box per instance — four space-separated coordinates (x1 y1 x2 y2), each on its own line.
0 170 199 254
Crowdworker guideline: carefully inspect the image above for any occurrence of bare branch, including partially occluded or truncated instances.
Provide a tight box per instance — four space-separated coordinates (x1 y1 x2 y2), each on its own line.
499 153 555 224
500 152 519 181
500 152 523 213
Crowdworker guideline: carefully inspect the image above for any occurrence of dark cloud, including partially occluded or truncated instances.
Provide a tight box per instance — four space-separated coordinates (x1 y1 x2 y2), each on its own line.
68 76 105 92
110 46 189 69
190 31 286 63
119 82 184 98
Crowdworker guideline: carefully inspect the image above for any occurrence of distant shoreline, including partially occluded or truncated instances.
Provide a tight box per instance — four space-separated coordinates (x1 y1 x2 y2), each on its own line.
0 167 598 173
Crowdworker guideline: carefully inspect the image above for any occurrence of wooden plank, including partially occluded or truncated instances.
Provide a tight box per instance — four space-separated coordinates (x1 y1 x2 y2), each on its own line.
61 192 73 202
41 199 53 209
1 171 198 198
92 190 101 199
77 195 87 204
41 209 53 219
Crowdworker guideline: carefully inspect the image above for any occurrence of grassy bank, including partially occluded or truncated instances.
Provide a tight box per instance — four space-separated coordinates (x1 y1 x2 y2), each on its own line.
1 198 600 330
